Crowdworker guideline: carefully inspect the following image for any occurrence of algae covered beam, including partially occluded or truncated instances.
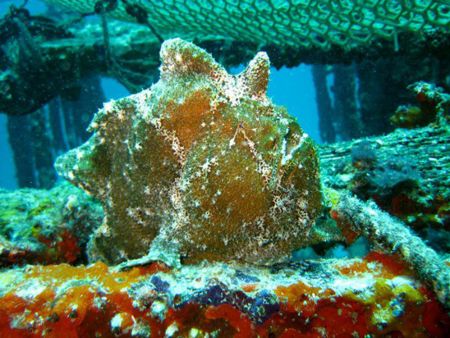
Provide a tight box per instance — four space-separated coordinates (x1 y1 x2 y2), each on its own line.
319 124 450 234
331 190 450 309
319 125 450 196
1 35 113 116
0 18 161 115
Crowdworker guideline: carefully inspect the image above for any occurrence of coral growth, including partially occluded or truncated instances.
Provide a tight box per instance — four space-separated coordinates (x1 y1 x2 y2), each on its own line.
390 104 429 128
390 82 450 128
56 38 322 264
0 254 448 337
0 182 102 266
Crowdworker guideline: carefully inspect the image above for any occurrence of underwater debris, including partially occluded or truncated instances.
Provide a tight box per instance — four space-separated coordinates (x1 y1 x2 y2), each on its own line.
55 38 322 265
0 255 448 337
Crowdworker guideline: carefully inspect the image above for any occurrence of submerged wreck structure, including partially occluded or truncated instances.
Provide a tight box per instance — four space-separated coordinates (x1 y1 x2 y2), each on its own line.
1 38 449 337
1 0 450 188
0 1 449 337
